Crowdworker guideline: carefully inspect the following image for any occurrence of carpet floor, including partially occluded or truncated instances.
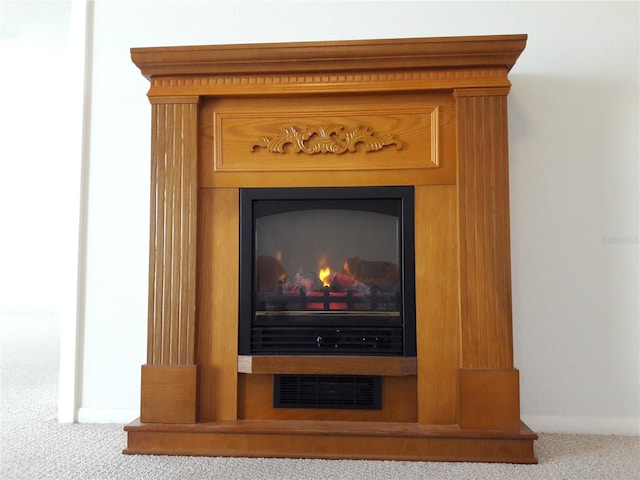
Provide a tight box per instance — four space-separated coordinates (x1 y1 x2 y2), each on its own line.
1 312 638 479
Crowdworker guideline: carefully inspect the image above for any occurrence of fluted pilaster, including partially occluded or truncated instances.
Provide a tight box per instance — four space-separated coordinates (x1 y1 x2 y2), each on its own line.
147 97 199 366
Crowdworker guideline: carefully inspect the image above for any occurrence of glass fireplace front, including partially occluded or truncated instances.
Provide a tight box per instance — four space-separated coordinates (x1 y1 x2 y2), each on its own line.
239 186 416 356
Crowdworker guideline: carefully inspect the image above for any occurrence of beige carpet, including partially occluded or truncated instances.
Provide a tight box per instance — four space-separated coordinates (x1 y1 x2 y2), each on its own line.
1 312 639 479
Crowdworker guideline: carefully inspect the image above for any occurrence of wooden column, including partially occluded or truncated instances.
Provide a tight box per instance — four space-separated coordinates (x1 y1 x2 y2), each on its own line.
140 96 199 423
455 87 521 431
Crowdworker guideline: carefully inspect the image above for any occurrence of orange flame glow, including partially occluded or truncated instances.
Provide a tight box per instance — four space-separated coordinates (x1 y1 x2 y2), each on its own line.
319 267 331 287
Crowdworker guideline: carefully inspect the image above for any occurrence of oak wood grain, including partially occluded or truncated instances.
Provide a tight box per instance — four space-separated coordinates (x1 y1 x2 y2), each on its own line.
455 89 514 369
131 35 527 79
147 99 198 366
198 93 456 188
458 368 521 431
124 419 537 463
196 188 240 421
415 185 461 424
131 34 531 462
238 374 418 423
140 365 197 424
237 355 417 376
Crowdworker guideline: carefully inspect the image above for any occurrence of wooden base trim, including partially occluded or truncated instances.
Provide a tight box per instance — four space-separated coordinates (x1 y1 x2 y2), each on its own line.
124 419 537 463
140 364 197 424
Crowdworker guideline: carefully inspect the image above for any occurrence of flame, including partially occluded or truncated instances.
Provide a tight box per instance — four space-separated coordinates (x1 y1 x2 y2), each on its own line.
319 266 332 287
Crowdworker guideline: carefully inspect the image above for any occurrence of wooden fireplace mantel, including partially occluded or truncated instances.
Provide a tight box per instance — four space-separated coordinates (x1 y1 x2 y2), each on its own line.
125 34 537 463
131 34 525 77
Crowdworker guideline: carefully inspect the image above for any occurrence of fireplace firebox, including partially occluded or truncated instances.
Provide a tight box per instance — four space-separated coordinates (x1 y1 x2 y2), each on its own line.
239 186 416 357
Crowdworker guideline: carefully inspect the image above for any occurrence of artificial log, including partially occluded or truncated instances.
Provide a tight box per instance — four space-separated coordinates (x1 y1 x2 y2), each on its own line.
256 255 288 292
343 257 400 287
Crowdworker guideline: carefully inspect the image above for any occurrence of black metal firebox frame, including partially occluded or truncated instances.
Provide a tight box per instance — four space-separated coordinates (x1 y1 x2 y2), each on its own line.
238 186 416 357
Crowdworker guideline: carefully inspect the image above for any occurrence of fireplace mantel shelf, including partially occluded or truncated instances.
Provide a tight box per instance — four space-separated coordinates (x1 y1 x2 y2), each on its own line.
237 355 417 376
126 34 536 463
131 34 527 79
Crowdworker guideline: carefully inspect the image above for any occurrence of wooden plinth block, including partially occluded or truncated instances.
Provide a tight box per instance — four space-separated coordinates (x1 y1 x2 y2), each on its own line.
457 368 521 431
141 364 197 423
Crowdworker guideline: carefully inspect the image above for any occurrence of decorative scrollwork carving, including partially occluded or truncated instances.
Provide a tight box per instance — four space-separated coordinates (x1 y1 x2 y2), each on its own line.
252 125 403 154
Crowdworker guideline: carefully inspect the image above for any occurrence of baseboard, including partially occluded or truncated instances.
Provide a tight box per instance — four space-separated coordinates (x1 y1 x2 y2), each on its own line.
522 415 640 436
77 408 139 424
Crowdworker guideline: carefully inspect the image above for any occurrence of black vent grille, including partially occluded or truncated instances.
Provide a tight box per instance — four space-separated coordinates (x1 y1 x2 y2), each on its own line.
273 375 382 410
251 326 403 355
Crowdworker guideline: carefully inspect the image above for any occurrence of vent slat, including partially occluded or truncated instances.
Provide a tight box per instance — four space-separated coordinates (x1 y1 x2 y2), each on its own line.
251 326 404 355
273 375 382 410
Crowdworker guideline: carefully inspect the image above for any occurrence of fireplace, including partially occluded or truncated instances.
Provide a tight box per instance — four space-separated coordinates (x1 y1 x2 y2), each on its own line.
126 34 537 463
239 186 416 357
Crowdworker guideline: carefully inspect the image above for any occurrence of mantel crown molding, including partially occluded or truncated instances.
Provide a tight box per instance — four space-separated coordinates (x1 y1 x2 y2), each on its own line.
131 34 527 80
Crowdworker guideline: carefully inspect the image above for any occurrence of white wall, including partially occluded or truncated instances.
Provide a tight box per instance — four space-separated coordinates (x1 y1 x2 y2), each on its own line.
0 0 89 423
77 1 638 434
0 1 74 312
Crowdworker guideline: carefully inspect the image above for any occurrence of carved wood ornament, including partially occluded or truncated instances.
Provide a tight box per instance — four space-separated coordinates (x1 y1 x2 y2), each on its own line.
252 125 403 154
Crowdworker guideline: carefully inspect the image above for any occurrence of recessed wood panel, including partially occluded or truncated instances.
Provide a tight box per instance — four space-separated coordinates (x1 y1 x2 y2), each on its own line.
214 107 438 172
238 374 418 423
198 93 456 187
